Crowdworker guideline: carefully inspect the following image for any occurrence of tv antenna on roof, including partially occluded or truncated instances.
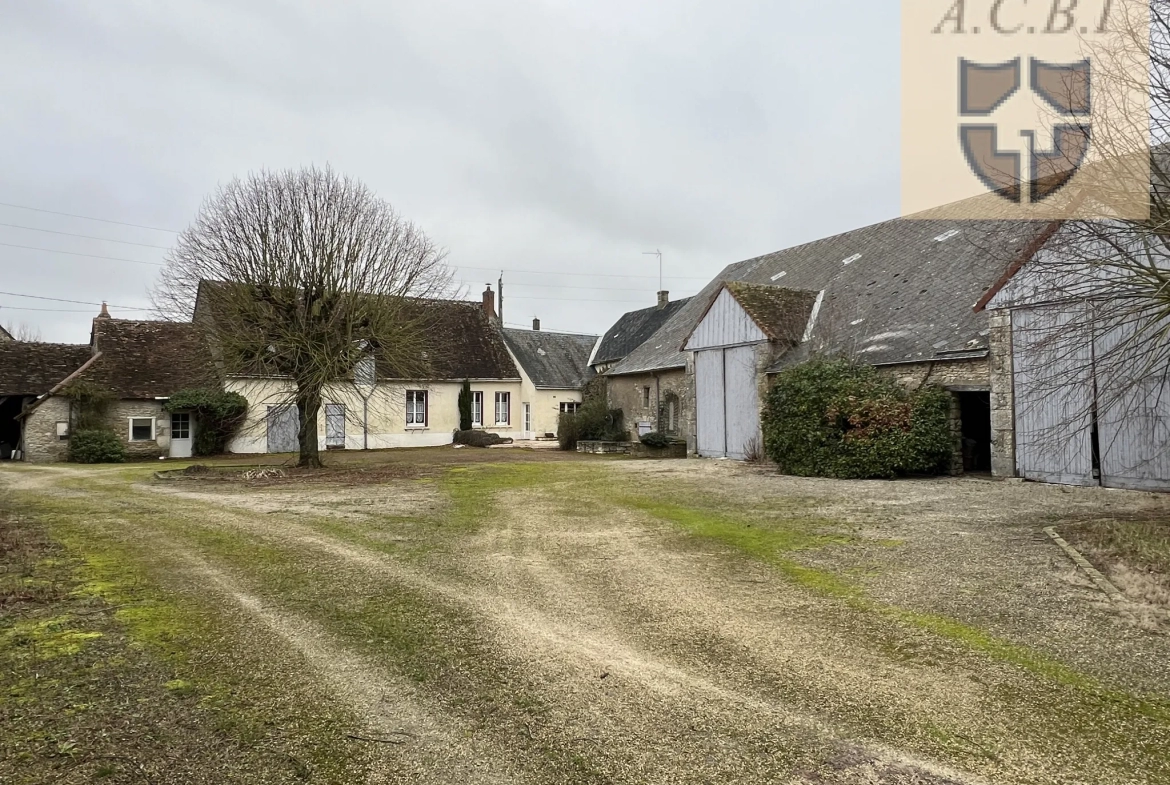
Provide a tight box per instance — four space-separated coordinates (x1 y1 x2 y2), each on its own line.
643 249 663 291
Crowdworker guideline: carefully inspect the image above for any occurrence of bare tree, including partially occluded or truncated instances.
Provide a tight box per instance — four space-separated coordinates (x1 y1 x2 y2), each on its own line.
0 321 42 342
972 2 1170 483
153 165 453 468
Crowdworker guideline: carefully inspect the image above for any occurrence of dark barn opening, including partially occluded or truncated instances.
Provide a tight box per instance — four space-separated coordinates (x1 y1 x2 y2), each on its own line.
0 396 25 460
958 391 992 473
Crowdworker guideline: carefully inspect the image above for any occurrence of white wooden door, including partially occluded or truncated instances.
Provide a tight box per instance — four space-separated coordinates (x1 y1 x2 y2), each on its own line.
724 345 760 460
1094 309 1170 491
1012 305 1096 485
696 349 726 457
523 403 532 439
325 404 345 449
169 412 193 459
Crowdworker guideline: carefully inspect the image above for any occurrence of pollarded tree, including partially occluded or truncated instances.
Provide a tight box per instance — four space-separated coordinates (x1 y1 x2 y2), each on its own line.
153 165 452 468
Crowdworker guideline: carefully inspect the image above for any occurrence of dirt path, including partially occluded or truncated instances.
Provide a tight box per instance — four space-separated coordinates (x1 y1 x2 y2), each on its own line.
4 460 1170 784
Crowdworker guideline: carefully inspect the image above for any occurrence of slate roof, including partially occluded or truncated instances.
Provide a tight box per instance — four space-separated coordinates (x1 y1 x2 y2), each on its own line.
0 342 94 396
503 329 598 389
79 319 219 399
593 298 692 368
609 218 1051 375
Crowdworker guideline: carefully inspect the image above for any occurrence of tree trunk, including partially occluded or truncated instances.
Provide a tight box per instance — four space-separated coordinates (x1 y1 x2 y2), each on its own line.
296 385 323 469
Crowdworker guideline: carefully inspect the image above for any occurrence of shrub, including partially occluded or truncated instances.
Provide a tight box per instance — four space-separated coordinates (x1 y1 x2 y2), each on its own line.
457 380 473 432
69 429 126 464
163 389 248 456
453 429 513 448
639 431 672 449
761 359 953 479
557 396 625 450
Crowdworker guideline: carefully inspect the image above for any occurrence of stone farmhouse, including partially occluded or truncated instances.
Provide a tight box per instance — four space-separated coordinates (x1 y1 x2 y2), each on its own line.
1 285 595 462
591 291 692 441
595 218 1059 477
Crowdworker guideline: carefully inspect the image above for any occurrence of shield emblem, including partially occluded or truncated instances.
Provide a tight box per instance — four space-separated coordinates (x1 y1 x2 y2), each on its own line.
958 57 1092 204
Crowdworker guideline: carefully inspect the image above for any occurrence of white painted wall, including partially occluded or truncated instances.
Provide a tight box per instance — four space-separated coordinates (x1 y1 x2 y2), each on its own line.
225 377 524 454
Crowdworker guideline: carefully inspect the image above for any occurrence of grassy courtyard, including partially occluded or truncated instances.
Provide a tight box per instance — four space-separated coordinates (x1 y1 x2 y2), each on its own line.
2 448 1170 784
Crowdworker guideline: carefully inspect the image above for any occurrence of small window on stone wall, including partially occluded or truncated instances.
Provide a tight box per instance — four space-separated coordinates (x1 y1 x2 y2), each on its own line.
56 422 69 441
129 418 154 441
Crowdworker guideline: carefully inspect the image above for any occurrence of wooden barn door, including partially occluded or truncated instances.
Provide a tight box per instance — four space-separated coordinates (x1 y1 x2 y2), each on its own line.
723 345 760 460
695 349 726 458
1094 310 1170 491
1012 305 1096 486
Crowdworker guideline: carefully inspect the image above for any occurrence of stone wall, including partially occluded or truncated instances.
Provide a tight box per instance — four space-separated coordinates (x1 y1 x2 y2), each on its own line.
878 357 990 390
23 397 171 462
577 440 687 458
605 367 693 445
22 396 72 463
109 400 170 460
987 309 1016 477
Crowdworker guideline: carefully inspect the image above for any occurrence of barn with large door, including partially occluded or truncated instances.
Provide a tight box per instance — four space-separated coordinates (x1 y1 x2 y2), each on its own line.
684 283 818 459
986 251 1170 492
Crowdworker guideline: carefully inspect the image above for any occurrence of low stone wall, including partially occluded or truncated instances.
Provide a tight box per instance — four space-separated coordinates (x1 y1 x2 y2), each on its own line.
577 440 687 459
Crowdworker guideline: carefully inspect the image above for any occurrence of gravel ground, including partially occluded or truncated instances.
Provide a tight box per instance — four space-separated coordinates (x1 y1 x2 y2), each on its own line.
4 457 1169 785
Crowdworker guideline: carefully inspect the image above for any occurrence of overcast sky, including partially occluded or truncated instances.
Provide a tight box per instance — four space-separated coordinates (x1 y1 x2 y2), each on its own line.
0 1 900 343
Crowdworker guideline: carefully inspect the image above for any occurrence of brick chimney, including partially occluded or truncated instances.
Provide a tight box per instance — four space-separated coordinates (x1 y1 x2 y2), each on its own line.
657 290 669 309
481 285 496 319
97 302 111 319
532 317 541 331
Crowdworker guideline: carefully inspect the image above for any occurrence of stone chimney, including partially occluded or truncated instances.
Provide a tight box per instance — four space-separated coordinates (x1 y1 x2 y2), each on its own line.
532 317 541 331
97 302 111 319
481 285 496 319
657 291 669 309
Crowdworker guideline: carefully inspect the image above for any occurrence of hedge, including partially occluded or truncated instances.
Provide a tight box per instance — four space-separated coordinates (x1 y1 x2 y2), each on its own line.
558 396 626 451
761 359 953 479
69 429 126 464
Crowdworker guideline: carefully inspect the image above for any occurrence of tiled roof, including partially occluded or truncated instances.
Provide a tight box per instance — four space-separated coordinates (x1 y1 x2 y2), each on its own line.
722 282 820 344
593 298 691 368
503 329 598 389
0 342 93 396
194 282 520 382
80 319 219 399
377 300 520 380
609 218 1050 374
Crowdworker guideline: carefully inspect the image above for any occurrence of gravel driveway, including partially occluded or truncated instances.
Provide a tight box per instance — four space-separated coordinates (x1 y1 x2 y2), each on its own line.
4 455 1169 785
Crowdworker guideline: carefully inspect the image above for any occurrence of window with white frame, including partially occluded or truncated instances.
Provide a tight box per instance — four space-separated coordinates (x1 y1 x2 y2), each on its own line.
56 422 69 441
471 391 484 427
128 417 155 441
406 390 427 427
494 392 510 426
559 402 580 414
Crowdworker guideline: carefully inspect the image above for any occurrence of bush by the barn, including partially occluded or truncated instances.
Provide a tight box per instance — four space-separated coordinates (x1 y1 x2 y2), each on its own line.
558 396 626 450
639 431 672 449
761 359 953 479
69 429 126 464
453 429 513 448
163 389 248 456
